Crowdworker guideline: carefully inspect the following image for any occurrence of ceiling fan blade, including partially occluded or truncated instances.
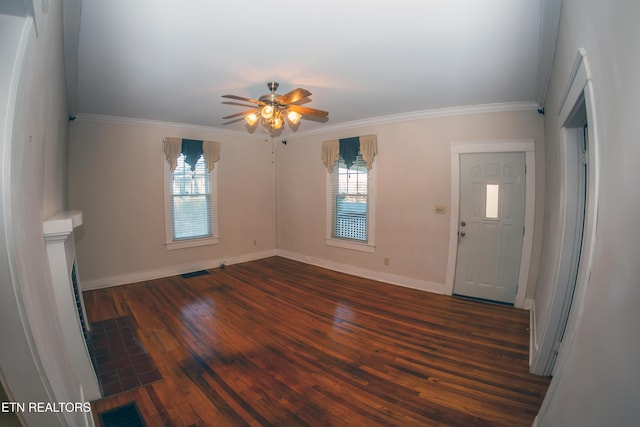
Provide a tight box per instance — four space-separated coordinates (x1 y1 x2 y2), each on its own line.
222 109 258 120
222 94 263 105
222 117 247 125
222 101 258 108
275 88 312 105
287 104 329 117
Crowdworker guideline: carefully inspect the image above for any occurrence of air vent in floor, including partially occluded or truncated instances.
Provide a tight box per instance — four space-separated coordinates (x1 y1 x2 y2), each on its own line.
180 270 210 279
98 402 146 427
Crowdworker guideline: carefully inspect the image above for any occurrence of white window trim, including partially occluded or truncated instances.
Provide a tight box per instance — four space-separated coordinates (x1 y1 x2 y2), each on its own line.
163 159 219 250
325 164 376 253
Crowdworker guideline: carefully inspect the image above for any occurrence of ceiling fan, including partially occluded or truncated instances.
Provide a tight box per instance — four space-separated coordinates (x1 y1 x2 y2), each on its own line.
222 82 328 133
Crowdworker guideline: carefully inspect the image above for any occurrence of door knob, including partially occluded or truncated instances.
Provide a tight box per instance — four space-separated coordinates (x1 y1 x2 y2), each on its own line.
461 221 466 227
459 231 466 237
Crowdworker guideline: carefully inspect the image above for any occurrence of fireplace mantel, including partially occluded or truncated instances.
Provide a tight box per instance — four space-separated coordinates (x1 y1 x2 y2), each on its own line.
43 210 101 401
43 210 83 241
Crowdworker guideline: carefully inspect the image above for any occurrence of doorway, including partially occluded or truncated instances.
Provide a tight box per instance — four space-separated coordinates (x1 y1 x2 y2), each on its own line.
532 102 589 376
453 152 526 305
446 140 536 309
531 49 600 379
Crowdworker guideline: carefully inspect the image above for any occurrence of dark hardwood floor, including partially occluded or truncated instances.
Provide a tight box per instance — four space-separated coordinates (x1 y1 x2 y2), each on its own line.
85 256 550 426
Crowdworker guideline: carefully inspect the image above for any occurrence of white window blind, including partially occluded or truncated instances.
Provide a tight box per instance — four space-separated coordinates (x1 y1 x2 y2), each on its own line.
331 153 369 242
170 154 213 240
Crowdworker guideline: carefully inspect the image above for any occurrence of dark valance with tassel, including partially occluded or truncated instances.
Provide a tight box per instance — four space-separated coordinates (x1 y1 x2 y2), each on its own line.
338 137 360 169
181 139 204 171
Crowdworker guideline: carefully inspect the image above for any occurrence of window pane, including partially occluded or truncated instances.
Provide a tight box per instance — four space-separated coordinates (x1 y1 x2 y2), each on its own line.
335 194 367 240
486 184 499 219
171 155 212 240
338 164 368 194
172 195 211 239
332 154 368 241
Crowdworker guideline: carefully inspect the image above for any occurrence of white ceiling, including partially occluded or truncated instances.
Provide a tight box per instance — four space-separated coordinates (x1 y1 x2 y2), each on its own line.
66 0 559 136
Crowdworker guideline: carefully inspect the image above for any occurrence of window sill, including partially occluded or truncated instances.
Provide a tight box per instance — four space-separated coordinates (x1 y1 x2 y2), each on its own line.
165 236 219 251
326 238 375 253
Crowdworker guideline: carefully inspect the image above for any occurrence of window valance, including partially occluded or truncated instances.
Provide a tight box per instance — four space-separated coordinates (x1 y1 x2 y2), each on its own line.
163 137 220 171
321 134 377 173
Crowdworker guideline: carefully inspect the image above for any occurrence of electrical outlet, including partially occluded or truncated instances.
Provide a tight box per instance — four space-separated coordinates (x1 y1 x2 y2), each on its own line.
253 240 257 246
435 205 446 214
384 257 390 265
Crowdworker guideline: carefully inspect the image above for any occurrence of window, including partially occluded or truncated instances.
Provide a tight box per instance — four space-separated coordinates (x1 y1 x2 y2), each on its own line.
324 137 376 253
163 138 219 250
485 184 500 219
332 154 369 241
171 154 213 239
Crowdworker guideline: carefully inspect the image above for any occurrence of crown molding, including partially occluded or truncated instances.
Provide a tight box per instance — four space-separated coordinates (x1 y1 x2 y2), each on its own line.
73 113 262 138
290 101 541 138
75 101 540 139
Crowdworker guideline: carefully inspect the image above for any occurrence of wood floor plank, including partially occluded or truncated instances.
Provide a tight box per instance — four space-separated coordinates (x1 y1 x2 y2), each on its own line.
86 256 549 426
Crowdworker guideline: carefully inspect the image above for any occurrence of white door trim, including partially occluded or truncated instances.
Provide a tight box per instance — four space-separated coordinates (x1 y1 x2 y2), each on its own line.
445 140 536 308
535 48 601 420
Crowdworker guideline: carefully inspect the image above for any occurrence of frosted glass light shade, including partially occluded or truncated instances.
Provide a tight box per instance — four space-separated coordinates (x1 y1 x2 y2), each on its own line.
287 110 302 125
244 113 258 126
261 105 274 119
272 114 283 129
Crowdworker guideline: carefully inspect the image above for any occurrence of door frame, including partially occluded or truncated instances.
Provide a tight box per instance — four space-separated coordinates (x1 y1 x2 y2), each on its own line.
532 49 600 382
445 140 536 308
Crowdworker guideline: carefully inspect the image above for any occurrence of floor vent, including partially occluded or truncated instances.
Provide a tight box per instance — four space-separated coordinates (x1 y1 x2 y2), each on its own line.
98 402 146 427
180 270 210 279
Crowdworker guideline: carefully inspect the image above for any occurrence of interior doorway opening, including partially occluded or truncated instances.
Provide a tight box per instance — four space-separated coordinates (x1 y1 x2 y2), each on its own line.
532 49 601 382
541 99 589 376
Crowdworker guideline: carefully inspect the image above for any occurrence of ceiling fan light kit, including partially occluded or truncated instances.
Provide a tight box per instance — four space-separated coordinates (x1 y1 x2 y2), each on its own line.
287 110 302 124
222 81 328 134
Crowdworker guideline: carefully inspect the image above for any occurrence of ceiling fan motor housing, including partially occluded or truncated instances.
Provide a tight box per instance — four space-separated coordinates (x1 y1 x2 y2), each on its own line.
259 82 281 105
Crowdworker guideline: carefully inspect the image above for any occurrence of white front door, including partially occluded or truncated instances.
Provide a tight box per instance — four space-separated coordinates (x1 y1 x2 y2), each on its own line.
453 152 526 304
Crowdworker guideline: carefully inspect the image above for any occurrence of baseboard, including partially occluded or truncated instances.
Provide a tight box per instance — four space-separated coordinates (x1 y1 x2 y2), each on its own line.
523 297 534 310
82 248 445 296
81 249 278 290
277 250 445 295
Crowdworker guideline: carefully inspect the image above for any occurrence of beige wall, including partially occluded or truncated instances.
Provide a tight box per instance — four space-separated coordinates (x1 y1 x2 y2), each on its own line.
68 119 277 286
534 0 640 425
277 109 545 299
70 109 545 302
